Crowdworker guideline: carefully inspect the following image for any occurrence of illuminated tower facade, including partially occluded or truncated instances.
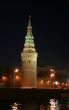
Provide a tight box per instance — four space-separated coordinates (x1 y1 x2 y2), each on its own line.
21 16 38 88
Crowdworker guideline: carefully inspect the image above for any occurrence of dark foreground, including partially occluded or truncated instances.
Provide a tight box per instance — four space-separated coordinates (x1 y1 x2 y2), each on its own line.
0 88 69 100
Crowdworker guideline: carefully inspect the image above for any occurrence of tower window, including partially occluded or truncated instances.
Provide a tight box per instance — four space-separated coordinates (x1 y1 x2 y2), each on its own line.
29 60 30 63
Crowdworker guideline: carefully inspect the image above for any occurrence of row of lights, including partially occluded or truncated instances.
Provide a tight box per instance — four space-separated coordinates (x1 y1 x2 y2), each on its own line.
0 68 69 88
39 69 69 89
40 80 69 87
0 68 21 87
1 68 20 81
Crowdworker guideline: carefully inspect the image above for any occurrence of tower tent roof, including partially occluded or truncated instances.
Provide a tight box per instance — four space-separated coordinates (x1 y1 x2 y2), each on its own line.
27 15 32 27
27 16 32 34
24 16 36 50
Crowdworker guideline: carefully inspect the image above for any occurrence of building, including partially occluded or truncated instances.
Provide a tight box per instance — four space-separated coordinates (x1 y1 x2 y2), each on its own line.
0 17 68 89
21 16 38 88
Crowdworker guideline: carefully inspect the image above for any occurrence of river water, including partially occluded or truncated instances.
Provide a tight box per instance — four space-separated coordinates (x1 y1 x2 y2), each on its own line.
0 97 69 110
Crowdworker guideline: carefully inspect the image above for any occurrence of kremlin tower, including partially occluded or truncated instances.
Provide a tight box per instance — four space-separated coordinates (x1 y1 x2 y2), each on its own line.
21 16 38 88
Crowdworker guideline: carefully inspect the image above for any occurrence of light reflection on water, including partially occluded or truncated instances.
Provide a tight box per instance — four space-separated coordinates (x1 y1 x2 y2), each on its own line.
0 98 69 110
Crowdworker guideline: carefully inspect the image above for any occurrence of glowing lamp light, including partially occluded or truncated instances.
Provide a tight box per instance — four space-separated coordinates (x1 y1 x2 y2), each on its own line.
61 82 65 87
50 69 54 72
55 81 58 85
47 80 50 84
15 75 20 80
14 68 19 73
40 80 44 84
2 76 7 80
50 73 55 78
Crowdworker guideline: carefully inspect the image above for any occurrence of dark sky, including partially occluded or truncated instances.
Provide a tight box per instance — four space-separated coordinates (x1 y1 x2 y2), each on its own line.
0 1 69 68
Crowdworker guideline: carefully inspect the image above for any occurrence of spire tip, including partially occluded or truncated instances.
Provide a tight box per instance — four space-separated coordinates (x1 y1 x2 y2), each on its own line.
29 15 31 19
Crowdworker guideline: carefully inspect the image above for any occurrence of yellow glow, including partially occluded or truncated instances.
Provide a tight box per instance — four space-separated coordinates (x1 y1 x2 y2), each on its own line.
15 75 20 80
14 68 19 73
47 80 50 84
50 69 54 72
55 81 58 85
40 80 44 85
50 73 55 78
2 76 7 80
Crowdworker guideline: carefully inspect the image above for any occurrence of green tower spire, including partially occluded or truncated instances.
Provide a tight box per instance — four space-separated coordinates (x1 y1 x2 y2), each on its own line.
24 16 35 50
27 15 32 35
27 16 32 28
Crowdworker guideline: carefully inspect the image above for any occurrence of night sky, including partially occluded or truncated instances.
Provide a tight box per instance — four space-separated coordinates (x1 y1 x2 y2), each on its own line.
0 1 69 68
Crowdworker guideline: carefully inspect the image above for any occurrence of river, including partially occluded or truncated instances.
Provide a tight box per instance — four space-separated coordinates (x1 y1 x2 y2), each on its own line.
0 97 69 110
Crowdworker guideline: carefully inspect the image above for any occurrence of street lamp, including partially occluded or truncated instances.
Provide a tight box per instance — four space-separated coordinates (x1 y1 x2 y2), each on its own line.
1 75 7 87
49 69 55 88
14 68 19 88
2 75 7 81
14 68 19 73
40 80 44 88
50 73 55 78
15 75 20 80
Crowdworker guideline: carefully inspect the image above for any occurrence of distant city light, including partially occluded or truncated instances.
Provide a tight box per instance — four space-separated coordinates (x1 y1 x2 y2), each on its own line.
50 73 55 78
15 75 20 80
54 81 58 85
14 68 19 73
2 76 7 80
